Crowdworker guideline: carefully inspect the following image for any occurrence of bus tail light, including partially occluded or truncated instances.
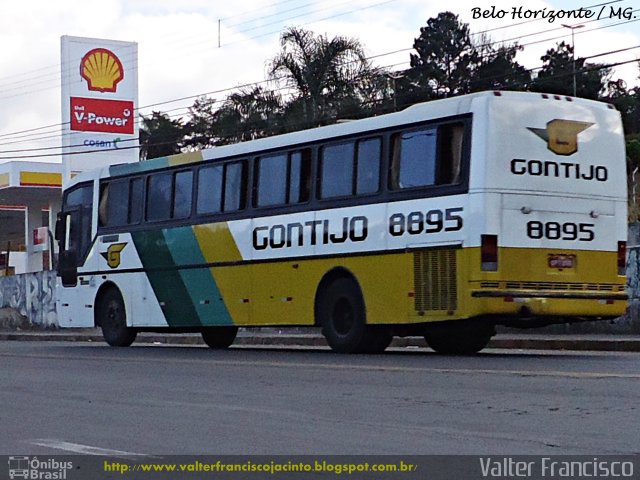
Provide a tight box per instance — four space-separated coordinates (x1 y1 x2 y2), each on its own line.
481 235 498 271
618 241 626 275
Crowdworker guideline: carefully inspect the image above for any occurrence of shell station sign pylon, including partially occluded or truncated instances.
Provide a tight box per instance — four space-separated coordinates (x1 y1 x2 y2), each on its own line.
61 36 139 184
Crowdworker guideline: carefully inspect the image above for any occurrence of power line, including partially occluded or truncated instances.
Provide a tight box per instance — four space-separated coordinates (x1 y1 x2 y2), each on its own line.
0 2 638 148
0 0 632 102
1 51 638 160
1 34 639 150
0 0 388 96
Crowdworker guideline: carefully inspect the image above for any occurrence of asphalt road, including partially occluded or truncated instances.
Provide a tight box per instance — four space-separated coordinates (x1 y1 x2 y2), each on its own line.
2 342 639 456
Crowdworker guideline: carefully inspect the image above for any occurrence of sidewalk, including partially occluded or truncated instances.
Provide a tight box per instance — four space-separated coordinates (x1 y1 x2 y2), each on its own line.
1 328 640 352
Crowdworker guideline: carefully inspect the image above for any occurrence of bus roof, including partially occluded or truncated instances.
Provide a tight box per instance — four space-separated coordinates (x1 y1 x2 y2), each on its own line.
65 90 617 187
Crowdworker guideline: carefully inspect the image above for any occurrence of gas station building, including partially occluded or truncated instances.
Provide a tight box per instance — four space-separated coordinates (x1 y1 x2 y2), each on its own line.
0 161 62 275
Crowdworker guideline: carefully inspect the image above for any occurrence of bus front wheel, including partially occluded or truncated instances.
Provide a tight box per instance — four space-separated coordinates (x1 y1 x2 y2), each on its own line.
98 288 136 347
201 326 238 349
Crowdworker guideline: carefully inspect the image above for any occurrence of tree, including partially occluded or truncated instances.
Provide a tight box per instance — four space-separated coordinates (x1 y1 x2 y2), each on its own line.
531 41 611 99
470 35 531 92
268 26 375 128
138 112 185 160
183 96 218 150
409 12 480 98
211 86 283 145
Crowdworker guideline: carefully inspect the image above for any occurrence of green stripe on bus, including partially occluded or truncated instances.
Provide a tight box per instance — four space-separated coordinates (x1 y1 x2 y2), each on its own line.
131 229 200 327
163 227 234 326
110 157 170 177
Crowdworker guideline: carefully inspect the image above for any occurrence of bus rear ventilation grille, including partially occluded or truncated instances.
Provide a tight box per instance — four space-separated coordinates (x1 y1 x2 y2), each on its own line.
413 249 457 312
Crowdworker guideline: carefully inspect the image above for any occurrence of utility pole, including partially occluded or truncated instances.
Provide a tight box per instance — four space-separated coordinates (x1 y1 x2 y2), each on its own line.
562 23 584 97
385 72 404 111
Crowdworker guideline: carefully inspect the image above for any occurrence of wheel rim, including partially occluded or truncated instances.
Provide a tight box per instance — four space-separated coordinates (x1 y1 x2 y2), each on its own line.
331 297 354 336
106 300 121 325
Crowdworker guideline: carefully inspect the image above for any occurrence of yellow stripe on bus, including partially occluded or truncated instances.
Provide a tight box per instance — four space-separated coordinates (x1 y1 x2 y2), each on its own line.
168 151 204 166
193 223 243 263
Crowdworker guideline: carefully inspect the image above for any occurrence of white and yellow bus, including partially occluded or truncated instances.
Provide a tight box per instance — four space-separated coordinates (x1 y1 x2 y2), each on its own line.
55 91 628 354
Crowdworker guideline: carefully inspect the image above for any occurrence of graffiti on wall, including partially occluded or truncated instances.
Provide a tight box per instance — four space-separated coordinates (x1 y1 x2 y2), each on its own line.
0 271 57 327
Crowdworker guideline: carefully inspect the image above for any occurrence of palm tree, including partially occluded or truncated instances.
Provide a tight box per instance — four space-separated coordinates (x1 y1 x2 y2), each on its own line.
268 27 374 128
213 86 283 145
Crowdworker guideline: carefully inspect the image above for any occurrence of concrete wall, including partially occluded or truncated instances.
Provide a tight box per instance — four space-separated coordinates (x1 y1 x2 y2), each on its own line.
0 270 57 327
621 223 640 333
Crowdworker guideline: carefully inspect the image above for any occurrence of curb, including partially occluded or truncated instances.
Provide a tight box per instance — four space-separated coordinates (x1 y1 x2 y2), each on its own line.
1 330 640 352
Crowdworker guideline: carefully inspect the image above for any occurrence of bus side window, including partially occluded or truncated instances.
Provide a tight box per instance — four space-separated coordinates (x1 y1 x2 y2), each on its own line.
390 127 437 190
99 180 132 227
356 137 381 195
437 122 464 185
223 161 246 212
98 184 109 227
320 142 355 199
197 165 223 215
129 178 144 224
106 180 129 226
256 154 288 207
255 149 312 207
146 173 172 222
173 170 193 219
288 149 311 204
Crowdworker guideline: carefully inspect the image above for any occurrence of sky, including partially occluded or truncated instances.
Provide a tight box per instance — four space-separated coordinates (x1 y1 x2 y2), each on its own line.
0 0 638 164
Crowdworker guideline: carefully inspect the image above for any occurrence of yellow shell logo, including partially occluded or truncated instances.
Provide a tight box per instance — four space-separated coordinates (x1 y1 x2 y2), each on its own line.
80 48 124 93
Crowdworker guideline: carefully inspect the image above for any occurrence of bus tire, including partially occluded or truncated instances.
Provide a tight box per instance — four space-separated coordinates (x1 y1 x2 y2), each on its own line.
318 277 370 353
98 288 136 347
358 327 393 354
424 322 494 355
201 326 238 349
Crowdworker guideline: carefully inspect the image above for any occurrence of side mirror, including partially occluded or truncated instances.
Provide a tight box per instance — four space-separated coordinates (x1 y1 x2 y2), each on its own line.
54 212 64 241
58 249 78 287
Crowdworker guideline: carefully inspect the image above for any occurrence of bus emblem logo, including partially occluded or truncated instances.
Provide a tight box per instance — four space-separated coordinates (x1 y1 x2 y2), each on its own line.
101 242 127 268
528 119 593 156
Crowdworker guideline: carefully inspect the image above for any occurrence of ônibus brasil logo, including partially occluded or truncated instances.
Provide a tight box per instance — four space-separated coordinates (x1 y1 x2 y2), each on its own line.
8 456 73 479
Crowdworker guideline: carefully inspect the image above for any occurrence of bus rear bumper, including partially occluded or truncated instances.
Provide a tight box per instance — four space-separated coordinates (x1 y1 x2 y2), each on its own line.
471 290 628 301
468 290 627 324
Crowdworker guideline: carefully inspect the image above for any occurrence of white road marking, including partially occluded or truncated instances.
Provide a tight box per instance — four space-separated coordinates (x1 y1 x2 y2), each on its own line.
4 350 640 379
31 439 147 457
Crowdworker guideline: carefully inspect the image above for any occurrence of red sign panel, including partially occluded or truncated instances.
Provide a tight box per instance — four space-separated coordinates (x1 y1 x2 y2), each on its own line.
70 97 134 134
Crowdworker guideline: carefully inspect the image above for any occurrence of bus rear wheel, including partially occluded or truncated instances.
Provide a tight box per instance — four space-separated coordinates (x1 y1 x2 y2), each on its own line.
318 277 390 353
424 322 494 355
201 326 238 349
358 327 393 354
98 288 136 347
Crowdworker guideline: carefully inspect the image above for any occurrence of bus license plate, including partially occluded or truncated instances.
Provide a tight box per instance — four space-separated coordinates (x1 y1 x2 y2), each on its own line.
548 254 575 269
